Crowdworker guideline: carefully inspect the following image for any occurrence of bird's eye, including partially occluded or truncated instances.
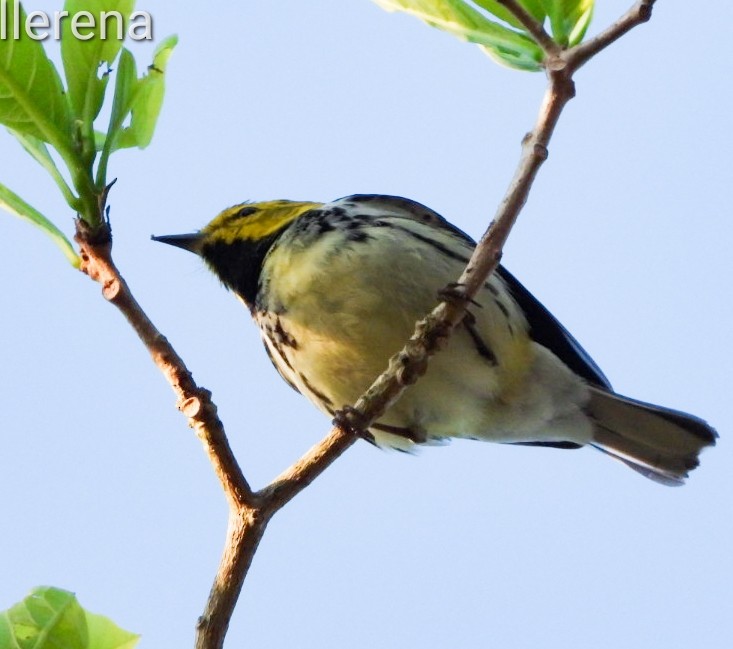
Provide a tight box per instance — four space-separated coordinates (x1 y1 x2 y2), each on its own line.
237 206 257 218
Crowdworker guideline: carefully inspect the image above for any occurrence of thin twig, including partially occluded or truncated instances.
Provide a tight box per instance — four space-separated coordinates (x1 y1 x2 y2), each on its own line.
259 424 358 508
74 222 255 510
567 0 656 71
494 0 560 58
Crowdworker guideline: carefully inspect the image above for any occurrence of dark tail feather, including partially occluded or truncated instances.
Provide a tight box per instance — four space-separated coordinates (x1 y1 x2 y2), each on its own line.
587 387 717 486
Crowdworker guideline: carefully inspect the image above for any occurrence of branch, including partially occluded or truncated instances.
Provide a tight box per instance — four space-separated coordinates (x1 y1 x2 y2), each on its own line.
195 508 269 649
74 222 255 510
194 424 362 649
258 423 358 507
567 0 656 70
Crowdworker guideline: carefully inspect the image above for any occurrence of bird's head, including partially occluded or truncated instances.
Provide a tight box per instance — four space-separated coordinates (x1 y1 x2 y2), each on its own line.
153 199 320 307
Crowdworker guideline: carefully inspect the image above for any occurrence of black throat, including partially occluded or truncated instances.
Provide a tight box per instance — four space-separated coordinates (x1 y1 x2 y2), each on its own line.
201 232 281 309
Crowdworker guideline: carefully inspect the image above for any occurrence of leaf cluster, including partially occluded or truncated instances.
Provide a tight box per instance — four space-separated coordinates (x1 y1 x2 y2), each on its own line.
374 0 593 70
0 0 176 265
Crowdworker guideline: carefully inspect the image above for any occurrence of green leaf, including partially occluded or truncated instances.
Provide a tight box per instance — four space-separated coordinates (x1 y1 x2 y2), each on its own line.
105 34 177 154
94 45 136 185
539 0 594 46
0 182 80 267
373 0 542 71
517 0 548 23
0 587 139 649
104 47 138 147
479 42 544 71
0 1 73 143
8 128 79 209
566 0 593 46
95 35 177 186
471 0 544 30
119 34 177 149
0 586 87 649
61 0 136 126
84 610 139 649
60 0 136 172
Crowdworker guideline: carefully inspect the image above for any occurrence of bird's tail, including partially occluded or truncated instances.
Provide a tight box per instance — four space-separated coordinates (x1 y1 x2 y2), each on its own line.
587 387 717 486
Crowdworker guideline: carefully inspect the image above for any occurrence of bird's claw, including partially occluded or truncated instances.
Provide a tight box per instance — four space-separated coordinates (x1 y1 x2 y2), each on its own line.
438 282 481 308
333 406 375 443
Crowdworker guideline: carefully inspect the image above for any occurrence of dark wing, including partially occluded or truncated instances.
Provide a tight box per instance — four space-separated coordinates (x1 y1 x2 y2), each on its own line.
496 265 612 389
333 194 475 244
335 195 612 390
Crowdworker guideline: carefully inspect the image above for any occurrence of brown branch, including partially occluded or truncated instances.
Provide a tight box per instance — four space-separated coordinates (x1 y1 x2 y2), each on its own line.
195 508 269 649
74 221 254 510
567 0 656 71
195 425 359 649
258 424 358 507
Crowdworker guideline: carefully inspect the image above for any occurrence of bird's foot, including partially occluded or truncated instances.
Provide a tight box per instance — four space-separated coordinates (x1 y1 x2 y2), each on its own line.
333 406 375 444
437 282 481 308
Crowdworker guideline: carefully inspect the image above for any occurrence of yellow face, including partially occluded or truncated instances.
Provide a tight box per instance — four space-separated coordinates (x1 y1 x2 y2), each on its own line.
203 200 322 245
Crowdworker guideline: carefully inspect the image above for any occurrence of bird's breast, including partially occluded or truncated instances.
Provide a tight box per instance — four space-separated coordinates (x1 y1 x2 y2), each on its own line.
255 218 535 434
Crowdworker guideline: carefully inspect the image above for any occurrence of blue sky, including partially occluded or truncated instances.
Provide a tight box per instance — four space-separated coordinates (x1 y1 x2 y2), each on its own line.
1 2 731 647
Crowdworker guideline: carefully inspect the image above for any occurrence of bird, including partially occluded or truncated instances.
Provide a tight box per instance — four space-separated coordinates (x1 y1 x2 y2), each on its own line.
153 194 716 485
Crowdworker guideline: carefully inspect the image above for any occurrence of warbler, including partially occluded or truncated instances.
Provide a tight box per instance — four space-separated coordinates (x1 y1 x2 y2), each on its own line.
154 194 716 485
